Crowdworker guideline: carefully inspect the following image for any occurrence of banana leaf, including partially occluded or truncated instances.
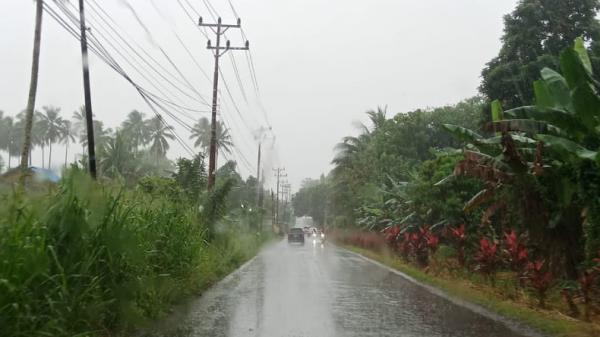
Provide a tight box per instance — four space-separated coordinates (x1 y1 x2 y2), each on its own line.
536 134 597 160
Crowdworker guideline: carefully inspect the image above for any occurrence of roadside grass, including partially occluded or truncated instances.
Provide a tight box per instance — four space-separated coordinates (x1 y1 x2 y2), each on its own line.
0 170 272 337
341 244 600 337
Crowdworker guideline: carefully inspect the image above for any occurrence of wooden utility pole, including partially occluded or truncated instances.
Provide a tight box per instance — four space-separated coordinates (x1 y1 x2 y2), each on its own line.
281 182 291 231
199 17 249 189
273 167 287 228
255 141 262 205
78 0 97 178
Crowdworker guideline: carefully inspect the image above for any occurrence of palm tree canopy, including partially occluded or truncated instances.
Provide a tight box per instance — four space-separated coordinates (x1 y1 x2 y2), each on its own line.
72 106 87 135
39 106 64 145
81 120 113 153
60 120 76 144
121 110 149 149
189 117 233 155
147 116 175 157
0 112 10 151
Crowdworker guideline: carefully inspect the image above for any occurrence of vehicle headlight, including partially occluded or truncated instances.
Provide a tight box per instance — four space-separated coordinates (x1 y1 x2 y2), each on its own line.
321 233 325 238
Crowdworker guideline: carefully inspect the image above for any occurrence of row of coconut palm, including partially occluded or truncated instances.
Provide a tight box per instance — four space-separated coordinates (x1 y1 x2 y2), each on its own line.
0 106 75 170
0 106 233 172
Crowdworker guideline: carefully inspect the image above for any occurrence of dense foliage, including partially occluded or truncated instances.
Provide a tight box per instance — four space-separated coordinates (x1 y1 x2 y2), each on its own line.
0 105 271 336
481 0 600 109
316 40 600 322
0 167 270 337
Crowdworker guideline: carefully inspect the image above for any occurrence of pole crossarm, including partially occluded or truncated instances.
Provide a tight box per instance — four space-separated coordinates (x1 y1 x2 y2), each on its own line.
199 17 241 28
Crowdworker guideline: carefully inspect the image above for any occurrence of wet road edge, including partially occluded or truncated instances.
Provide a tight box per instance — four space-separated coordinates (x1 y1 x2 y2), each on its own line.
337 244 550 337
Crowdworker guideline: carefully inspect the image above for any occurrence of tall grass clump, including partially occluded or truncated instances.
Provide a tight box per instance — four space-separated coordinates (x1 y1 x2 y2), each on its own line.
0 169 267 336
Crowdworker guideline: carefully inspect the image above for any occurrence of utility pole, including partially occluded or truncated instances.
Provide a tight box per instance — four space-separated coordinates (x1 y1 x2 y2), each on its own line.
273 167 287 229
270 189 275 232
281 182 291 231
199 17 249 189
253 126 270 205
78 0 97 179
256 142 261 205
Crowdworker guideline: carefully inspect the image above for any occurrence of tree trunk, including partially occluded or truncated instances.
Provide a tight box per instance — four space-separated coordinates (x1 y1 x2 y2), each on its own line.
558 206 585 280
41 144 45 168
19 0 43 170
7 149 11 169
48 143 52 169
65 139 69 167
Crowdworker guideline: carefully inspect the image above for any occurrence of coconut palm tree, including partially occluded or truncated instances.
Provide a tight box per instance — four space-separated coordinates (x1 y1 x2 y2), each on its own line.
20 0 44 170
121 110 148 152
39 106 64 169
190 117 211 151
8 117 24 170
146 116 175 165
0 112 14 169
72 106 88 156
81 120 112 154
60 120 76 167
0 111 8 159
99 131 137 179
33 110 47 168
189 117 234 163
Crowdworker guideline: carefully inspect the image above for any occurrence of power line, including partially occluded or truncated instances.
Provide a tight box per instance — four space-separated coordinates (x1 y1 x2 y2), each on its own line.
102 0 212 106
60 0 211 110
229 51 248 102
43 2 197 157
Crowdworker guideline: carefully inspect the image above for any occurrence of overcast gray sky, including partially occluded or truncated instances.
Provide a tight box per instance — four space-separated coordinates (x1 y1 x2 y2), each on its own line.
0 0 517 189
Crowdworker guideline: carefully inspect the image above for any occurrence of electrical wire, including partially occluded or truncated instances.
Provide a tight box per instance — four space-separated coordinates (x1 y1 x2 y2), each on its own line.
64 0 212 109
43 2 197 156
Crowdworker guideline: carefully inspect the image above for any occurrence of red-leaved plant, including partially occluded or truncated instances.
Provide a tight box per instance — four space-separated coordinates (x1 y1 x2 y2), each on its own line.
405 226 439 267
503 230 529 286
525 260 553 308
426 232 440 253
448 224 467 267
475 237 499 285
398 233 411 260
578 250 600 321
578 271 596 321
382 226 401 245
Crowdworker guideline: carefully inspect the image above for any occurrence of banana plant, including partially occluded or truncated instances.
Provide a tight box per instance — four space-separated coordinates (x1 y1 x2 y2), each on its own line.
442 39 600 279
495 38 600 162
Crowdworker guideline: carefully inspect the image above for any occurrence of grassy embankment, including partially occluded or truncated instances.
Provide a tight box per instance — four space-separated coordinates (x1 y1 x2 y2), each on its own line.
339 243 600 337
0 171 271 337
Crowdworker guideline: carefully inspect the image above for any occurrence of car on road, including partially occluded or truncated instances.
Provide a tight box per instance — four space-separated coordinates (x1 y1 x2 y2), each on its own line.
288 228 305 245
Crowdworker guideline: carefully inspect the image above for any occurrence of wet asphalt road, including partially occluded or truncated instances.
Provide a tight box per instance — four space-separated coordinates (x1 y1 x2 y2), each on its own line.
149 239 542 337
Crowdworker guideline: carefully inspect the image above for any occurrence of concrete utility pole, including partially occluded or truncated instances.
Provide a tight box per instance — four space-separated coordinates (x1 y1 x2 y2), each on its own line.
273 167 287 228
270 189 275 231
199 17 249 189
256 142 261 204
281 182 291 230
78 0 97 178
253 126 271 210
